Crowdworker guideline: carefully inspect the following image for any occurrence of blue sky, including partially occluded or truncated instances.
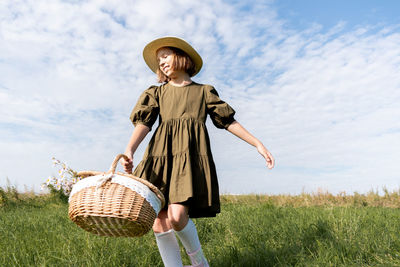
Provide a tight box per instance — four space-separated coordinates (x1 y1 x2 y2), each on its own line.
1 0 399 195
277 0 400 30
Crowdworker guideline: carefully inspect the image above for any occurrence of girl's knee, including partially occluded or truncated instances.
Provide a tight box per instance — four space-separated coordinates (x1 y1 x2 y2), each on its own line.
168 204 189 231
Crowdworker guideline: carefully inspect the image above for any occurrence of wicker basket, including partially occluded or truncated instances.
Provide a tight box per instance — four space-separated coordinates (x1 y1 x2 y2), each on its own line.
68 154 165 237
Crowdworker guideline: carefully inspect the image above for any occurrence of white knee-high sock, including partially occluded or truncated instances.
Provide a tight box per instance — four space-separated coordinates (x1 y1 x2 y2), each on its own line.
174 219 200 253
175 219 209 266
154 229 183 267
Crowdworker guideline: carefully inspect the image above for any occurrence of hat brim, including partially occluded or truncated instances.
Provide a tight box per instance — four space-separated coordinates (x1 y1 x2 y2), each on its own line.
143 37 203 77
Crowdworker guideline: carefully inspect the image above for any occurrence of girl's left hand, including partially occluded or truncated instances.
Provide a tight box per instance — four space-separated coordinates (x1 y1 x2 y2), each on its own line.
257 144 275 169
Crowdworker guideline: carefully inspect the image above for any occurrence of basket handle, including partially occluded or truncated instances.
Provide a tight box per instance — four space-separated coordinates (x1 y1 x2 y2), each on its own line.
108 154 130 174
78 154 130 178
78 154 130 188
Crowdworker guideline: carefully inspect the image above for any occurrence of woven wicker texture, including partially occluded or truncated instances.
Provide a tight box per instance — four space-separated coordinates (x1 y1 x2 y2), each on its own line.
68 154 165 237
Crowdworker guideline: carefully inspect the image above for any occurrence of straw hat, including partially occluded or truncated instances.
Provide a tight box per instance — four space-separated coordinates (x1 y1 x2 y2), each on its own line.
143 36 203 77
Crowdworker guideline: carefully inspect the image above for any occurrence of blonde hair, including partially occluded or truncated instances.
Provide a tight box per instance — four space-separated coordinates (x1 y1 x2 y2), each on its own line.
156 47 196 83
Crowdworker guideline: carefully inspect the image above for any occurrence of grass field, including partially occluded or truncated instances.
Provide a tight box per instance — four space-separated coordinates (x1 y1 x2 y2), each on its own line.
1 186 400 266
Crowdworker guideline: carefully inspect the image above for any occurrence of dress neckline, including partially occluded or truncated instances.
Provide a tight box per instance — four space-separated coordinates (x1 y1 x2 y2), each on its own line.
166 81 195 88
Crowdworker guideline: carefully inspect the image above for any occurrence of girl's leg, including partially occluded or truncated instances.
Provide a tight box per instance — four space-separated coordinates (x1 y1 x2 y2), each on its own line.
153 210 183 267
169 204 209 267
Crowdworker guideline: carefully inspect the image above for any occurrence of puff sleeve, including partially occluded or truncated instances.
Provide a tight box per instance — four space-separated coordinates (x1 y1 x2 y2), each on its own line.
129 86 159 130
205 85 236 129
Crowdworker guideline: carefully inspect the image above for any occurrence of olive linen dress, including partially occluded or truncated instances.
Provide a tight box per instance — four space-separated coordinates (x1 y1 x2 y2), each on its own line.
130 82 236 218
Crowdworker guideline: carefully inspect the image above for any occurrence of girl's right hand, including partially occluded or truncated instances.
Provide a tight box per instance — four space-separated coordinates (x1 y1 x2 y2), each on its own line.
121 154 134 174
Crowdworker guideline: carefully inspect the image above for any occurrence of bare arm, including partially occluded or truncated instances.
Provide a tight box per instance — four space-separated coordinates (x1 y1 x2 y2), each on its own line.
122 124 151 173
226 121 275 169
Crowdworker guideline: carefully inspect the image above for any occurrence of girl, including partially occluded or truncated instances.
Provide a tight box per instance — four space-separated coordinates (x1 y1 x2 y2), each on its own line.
122 37 274 267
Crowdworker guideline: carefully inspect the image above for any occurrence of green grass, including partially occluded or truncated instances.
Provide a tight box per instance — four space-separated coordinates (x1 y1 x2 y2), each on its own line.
1 189 400 266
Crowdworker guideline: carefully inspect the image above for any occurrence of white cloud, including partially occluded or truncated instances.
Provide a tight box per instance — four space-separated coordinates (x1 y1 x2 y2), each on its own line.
0 0 399 195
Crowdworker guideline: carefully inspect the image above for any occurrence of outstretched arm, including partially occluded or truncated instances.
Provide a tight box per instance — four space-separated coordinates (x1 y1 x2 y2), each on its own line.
122 124 151 173
226 121 275 169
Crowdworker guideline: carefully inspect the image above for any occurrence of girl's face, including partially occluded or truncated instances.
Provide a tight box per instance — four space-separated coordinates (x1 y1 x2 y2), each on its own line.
157 47 175 77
